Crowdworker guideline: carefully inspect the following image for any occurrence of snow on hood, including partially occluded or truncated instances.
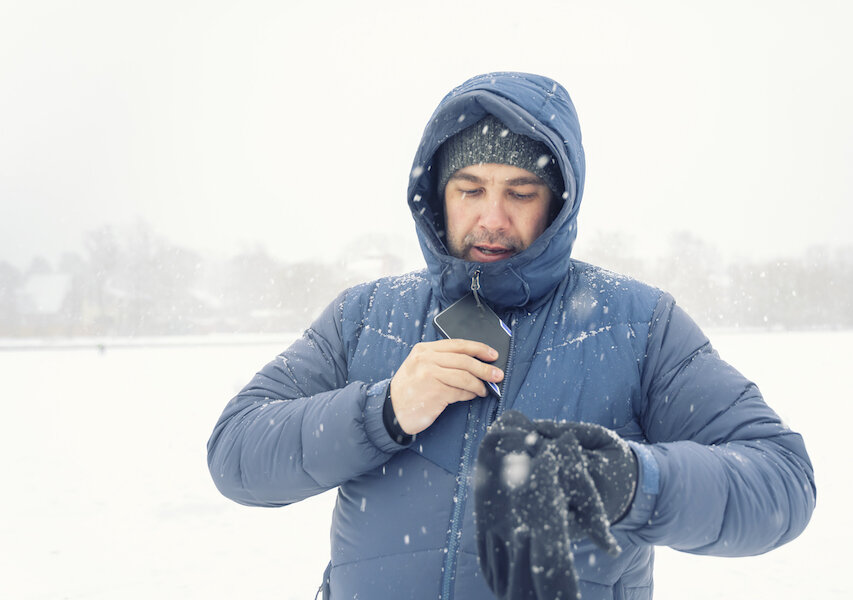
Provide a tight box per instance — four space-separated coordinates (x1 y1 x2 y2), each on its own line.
407 72 586 311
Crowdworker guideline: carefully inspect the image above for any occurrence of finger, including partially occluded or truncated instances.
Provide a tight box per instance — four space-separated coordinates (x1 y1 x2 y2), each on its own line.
430 338 500 362
440 386 481 405
435 368 489 400
432 351 504 383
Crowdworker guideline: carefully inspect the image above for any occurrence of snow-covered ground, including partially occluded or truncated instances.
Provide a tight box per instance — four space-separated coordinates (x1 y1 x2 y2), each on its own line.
1 331 848 599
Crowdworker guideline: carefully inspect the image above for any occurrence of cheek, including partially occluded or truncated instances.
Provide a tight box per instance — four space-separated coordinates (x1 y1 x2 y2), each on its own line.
444 202 470 237
518 207 551 243
535 211 551 236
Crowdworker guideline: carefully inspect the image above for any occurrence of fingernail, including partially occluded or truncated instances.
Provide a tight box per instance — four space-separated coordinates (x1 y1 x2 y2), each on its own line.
493 368 503 380
490 348 498 358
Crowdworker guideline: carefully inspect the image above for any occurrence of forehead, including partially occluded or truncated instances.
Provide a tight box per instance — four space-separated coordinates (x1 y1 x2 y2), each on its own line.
452 163 546 185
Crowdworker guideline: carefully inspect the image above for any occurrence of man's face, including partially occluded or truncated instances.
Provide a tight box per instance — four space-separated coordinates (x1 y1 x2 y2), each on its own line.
443 163 553 263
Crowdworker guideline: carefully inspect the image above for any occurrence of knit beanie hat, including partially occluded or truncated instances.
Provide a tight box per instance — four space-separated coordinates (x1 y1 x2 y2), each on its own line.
435 115 563 200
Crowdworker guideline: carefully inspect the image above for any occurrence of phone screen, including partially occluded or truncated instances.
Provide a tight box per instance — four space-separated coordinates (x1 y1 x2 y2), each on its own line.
433 293 512 397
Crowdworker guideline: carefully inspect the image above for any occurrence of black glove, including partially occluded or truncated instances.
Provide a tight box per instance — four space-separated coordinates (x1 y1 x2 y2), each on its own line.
474 411 638 600
531 416 638 527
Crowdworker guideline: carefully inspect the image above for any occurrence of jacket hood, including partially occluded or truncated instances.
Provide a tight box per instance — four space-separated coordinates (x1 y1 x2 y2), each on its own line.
407 72 586 311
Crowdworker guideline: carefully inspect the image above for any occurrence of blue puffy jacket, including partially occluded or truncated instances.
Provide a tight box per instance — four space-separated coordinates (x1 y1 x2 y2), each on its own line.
207 72 815 600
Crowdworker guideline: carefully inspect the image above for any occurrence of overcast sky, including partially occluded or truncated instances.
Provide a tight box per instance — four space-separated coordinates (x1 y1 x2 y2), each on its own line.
1 0 851 272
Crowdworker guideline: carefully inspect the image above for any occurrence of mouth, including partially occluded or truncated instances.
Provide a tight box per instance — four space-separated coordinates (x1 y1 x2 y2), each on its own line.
470 244 515 262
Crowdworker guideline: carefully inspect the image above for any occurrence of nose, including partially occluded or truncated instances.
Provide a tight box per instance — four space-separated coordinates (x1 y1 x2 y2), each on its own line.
478 193 511 232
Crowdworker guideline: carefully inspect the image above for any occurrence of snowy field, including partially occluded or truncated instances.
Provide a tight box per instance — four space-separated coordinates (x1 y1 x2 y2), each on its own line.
1 330 848 599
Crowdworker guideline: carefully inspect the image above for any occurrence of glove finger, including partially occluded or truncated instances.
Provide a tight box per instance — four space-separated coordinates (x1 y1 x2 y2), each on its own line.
485 530 510 598
567 468 620 556
552 432 601 509
523 449 567 526
522 451 579 598
476 510 495 576
529 529 579 600
567 506 621 557
505 533 534 600
550 435 621 556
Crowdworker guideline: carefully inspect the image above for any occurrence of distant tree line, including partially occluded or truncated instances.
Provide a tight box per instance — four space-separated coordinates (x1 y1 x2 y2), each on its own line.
576 231 853 331
1 223 850 338
1 223 376 338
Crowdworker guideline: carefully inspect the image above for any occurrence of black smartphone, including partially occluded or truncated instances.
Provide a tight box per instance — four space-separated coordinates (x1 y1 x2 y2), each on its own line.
433 293 512 397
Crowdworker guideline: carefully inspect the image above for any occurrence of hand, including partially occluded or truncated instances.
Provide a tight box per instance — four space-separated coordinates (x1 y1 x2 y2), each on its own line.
474 411 638 600
389 339 504 435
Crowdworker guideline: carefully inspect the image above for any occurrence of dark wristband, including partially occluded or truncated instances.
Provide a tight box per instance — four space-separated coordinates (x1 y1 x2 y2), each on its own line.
383 385 415 445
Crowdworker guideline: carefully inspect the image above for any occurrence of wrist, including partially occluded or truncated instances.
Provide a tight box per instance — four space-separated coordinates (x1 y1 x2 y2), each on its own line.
614 441 660 531
383 386 415 445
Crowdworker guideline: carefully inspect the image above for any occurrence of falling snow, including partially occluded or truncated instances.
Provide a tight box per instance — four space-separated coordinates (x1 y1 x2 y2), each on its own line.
501 452 531 489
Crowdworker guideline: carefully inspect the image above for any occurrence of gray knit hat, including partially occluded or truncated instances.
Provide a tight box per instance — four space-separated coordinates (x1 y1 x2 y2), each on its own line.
435 115 563 199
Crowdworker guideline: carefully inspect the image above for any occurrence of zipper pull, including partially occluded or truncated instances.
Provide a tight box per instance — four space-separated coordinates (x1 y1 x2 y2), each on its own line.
471 269 483 308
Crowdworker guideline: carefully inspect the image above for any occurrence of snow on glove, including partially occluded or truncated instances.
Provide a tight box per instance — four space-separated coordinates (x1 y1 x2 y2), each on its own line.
474 411 639 600
531 417 638 532
474 411 579 600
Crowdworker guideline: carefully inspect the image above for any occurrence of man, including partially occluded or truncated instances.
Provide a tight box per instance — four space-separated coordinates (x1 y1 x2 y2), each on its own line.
207 72 815 599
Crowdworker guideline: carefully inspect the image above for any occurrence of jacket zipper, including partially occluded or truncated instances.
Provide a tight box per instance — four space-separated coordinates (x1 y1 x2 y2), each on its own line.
490 312 517 425
470 269 483 308
440 401 480 600
439 270 486 600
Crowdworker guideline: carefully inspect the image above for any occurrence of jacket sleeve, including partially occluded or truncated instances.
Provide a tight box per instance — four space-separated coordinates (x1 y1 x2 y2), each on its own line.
206 291 410 507
618 292 816 556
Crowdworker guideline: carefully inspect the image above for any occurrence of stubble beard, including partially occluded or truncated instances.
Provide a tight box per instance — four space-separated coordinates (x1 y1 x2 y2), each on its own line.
448 230 524 261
